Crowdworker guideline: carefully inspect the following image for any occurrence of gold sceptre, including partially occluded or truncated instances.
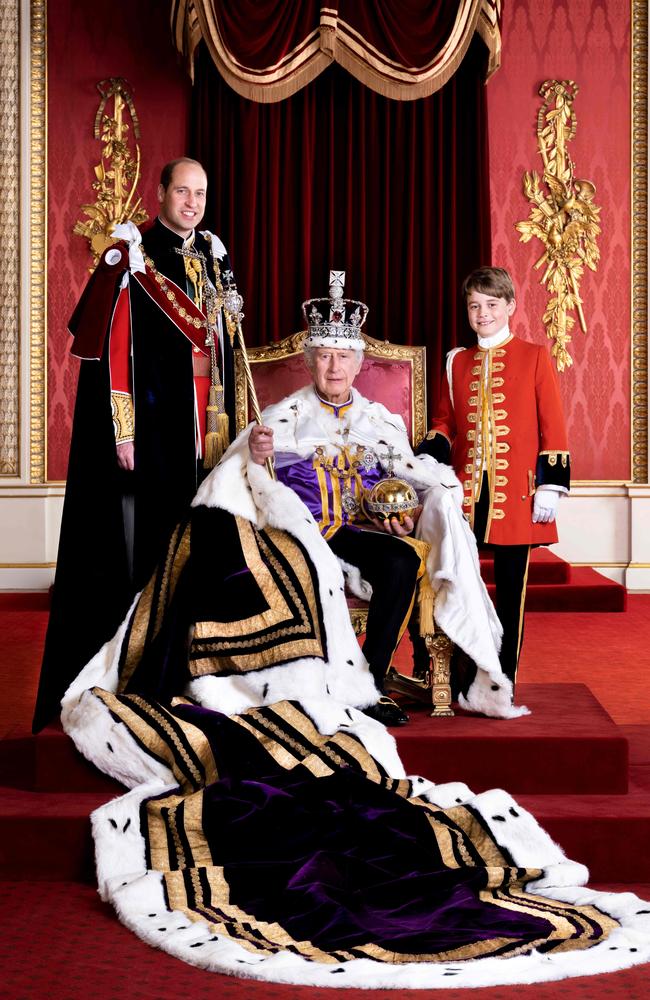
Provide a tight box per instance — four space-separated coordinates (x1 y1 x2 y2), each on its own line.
222 285 276 480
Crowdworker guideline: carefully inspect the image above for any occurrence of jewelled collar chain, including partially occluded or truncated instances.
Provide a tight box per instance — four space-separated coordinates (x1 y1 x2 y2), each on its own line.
314 444 377 516
144 251 221 333
145 237 229 333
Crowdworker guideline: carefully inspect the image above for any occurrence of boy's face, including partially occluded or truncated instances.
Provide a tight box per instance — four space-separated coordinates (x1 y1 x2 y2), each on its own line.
466 288 516 339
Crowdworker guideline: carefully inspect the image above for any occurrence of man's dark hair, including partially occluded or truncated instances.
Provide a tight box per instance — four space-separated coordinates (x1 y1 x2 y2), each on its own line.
462 266 516 303
159 158 207 190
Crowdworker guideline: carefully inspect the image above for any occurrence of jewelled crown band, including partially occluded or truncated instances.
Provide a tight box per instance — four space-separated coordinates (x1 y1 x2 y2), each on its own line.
302 270 368 351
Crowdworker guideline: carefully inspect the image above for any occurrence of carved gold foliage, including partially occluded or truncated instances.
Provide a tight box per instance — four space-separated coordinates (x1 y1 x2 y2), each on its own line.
73 78 148 265
516 81 601 373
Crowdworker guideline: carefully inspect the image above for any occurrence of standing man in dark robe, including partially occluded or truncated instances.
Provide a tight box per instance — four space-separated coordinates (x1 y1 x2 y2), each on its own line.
32 158 238 731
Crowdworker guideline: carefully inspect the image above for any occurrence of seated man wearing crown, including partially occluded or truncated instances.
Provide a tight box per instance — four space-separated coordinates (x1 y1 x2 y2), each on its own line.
249 272 516 725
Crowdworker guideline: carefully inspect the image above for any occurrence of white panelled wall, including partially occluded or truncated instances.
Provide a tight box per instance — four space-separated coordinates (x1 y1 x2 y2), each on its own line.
1 486 650 593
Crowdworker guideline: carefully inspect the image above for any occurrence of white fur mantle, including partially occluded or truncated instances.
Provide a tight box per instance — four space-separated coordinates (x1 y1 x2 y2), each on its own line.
196 384 525 719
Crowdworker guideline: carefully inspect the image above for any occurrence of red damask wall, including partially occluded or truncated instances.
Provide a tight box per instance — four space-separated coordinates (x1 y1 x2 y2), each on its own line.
47 2 631 483
47 2 190 480
487 0 631 481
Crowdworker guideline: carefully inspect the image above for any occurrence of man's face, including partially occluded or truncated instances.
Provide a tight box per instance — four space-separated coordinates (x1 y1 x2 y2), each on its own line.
308 347 363 405
466 288 515 339
157 163 207 238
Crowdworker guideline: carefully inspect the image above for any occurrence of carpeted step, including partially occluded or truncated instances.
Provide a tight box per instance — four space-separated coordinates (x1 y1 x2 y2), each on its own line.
479 550 627 612
395 683 628 794
519 774 650 883
0 787 114 880
2 685 630 797
480 548 570 584
484 566 627 612
2 778 649 884
0 722 123 794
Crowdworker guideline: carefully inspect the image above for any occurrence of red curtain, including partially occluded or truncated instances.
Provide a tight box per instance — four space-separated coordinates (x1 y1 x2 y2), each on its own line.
190 34 492 414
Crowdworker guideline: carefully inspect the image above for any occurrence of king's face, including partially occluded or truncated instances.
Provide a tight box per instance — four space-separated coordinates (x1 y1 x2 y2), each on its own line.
309 347 363 405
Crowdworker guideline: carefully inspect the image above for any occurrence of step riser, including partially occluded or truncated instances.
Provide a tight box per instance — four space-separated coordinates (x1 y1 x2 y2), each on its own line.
3 686 629 797
2 811 649 883
480 564 569 585
397 737 628 794
485 584 627 613
522 815 650 884
1 816 96 880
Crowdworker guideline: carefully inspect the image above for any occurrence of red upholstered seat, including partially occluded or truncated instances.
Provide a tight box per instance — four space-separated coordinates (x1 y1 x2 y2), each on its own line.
233 331 454 716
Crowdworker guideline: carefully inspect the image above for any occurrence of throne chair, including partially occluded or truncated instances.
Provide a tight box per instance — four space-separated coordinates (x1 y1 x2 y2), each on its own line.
234 331 454 717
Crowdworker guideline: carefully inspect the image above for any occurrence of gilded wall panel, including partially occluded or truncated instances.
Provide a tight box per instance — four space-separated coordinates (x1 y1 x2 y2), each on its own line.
0 0 20 476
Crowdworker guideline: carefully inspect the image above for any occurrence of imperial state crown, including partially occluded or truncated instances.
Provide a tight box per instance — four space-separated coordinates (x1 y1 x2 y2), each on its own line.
302 270 368 351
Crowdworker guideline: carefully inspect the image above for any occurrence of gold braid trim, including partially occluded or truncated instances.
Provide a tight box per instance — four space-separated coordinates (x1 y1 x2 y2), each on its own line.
111 391 134 443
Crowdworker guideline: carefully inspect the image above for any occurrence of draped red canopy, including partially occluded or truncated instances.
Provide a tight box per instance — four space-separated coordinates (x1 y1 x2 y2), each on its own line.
172 0 502 100
174 1 501 418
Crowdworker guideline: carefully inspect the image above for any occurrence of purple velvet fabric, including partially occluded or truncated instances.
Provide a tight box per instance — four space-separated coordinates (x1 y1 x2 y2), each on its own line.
144 700 565 959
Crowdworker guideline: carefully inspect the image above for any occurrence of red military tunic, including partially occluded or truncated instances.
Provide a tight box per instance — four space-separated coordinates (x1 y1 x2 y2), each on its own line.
429 335 569 546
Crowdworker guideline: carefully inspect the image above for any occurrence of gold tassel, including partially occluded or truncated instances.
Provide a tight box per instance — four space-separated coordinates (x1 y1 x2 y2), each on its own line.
203 384 230 469
418 570 435 637
399 535 435 635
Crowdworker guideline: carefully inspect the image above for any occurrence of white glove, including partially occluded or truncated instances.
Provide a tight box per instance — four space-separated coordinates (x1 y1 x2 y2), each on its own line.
111 221 145 275
532 489 559 524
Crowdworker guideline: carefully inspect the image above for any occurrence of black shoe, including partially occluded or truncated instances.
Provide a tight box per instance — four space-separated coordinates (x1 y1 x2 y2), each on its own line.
362 696 410 727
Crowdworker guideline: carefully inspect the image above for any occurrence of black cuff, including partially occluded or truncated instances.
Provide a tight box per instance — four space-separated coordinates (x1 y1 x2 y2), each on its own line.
536 452 570 490
415 432 452 465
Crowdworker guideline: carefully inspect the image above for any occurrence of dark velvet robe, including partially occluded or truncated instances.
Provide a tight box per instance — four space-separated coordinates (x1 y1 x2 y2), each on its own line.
32 220 236 732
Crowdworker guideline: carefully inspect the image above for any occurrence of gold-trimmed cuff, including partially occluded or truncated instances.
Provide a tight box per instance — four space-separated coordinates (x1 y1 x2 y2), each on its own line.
111 391 134 444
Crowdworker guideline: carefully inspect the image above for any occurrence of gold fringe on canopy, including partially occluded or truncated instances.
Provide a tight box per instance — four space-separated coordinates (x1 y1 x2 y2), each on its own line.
170 0 502 101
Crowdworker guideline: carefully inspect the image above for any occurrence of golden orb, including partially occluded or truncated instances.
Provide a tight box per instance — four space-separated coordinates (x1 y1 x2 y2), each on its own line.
363 477 419 524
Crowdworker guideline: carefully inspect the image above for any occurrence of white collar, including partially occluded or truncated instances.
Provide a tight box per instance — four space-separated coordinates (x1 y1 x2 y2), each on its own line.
477 324 511 350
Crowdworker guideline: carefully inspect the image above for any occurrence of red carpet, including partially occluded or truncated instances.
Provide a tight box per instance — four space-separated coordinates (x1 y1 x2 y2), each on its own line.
480 549 627 611
2 880 648 1000
1 595 650 994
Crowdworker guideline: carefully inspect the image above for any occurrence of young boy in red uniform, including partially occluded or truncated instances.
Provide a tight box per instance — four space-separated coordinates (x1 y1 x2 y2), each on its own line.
421 266 570 687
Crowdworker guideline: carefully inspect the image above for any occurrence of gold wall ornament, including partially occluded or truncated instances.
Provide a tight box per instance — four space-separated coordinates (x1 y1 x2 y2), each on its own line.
515 80 601 373
73 78 148 265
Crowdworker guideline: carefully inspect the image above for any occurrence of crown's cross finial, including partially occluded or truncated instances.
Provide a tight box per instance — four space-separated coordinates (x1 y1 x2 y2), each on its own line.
329 270 345 300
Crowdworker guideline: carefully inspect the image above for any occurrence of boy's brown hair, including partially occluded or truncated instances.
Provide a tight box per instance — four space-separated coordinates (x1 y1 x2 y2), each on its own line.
462 266 515 303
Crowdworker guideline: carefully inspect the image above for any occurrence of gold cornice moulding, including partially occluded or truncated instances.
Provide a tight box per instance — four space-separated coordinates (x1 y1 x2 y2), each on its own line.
73 77 149 266
515 80 601 373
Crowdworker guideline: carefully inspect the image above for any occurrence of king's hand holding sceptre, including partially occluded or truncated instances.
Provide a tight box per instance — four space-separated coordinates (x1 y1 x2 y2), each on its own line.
222 279 276 480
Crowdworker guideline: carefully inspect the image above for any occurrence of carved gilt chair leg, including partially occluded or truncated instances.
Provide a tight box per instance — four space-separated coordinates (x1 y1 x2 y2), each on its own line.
424 629 454 717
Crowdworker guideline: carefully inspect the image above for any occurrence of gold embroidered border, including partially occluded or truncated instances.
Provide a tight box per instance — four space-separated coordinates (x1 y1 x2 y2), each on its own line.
119 522 192 691
111 391 134 443
94 689 218 789
165 865 350 963
190 521 323 675
146 791 184 872
193 518 292 638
